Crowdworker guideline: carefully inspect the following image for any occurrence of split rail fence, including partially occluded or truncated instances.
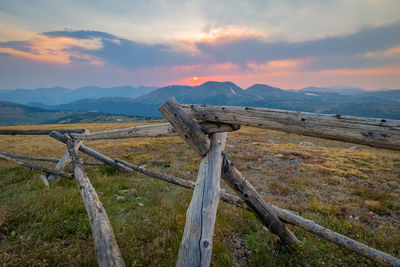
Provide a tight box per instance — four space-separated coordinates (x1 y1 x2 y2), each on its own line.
1 97 400 266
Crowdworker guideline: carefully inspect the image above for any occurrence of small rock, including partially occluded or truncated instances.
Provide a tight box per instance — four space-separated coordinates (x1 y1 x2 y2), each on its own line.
349 146 359 150
299 141 314 146
267 139 275 143
348 215 353 220
289 159 297 165
138 202 144 207
115 195 125 200
97 192 104 196
186 171 192 176
139 165 147 169
354 216 359 221
276 154 284 158
136 196 143 200
118 188 137 195
369 211 374 215
227 145 234 149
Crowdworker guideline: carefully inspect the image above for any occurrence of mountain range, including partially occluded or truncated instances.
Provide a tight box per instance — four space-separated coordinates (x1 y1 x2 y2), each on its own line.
1 82 400 125
0 85 157 105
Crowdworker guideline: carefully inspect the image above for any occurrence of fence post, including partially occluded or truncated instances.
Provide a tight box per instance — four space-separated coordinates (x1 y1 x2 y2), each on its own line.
177 133 227 267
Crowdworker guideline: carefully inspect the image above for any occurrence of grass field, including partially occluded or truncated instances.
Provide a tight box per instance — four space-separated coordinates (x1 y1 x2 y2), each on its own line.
0 122 399 266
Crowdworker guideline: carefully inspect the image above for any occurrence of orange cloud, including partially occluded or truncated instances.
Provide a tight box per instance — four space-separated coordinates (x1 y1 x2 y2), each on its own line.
0 35 103 65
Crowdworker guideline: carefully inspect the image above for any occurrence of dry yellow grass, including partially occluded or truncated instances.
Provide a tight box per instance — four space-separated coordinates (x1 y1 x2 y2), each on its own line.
0 122 399 265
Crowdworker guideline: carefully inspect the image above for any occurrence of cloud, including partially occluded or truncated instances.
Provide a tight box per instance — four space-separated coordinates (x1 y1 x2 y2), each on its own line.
1 21 400 90
196 21 400 69
42 30 116 40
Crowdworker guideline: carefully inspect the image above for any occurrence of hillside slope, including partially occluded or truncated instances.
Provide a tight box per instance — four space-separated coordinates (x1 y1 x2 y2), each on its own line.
0 101 149 126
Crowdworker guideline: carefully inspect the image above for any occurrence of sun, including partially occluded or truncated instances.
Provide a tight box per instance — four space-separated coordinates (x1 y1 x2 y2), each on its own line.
193 76 198 81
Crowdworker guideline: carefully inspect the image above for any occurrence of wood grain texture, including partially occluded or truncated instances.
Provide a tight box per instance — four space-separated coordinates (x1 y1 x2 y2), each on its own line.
66 138 126 267
49 131 131 172
70 122 239 141
159 97 211 156
181 104 400 151
0 129 85 135
0 152 72 178
177 133 227 267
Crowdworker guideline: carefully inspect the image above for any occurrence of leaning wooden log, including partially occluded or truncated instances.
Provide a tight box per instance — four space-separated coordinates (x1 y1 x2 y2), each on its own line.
70 122 240 141
49 131 131 172
159 98 211 156
66 137 126 267
159 97 299 247
177 133 227 267
0 129 85 135
115 158 400 266
221 156 299 246
268 202 400 266
0 152 105 166
181 104 400 151
114 158 248 210
49 130 88 181
0 153 72 179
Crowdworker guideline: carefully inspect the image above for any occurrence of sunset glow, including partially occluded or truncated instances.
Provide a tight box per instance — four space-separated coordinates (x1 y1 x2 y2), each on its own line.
0 1 399 89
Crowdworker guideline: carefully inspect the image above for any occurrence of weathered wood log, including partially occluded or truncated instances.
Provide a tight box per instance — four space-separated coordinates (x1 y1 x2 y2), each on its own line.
114 158 248 210
0 129 85 135
181 104 400 151
70 122 240 141
159 98 211 156
0 152 105 166
221 156 300 246
49 130 88 181
71 123 175 140
0 153 72 179
160 97 299 247
268 202 400 266
49 131 131 172
66 137 125 267
177 133 227 267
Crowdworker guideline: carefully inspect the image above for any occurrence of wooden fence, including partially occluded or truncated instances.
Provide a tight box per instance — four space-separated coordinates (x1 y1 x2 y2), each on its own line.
1 97 399 266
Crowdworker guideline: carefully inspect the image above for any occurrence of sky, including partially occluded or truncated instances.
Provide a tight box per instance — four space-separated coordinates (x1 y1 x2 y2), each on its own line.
0 0 400 90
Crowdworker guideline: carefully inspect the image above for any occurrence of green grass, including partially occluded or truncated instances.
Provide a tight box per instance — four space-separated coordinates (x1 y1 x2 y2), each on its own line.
0 122 399 265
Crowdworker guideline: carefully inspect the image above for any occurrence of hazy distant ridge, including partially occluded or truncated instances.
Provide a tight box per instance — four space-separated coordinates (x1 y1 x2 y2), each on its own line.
0 85 157 105
1 81 400 120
